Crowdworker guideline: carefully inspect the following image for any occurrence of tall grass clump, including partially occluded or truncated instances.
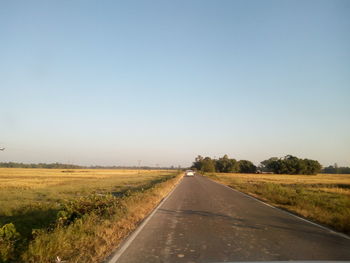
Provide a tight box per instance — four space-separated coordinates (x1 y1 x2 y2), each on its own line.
0 223 20 262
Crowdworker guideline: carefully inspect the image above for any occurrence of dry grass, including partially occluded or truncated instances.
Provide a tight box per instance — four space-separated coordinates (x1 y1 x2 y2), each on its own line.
206 173 350 235
0 168 170 190
23 173 183 263
210 172 350 185
0 168 171 216
0 168 182 262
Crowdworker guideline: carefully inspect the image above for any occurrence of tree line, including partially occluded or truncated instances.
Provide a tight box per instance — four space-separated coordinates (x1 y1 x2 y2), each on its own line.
192 154 325 175
192 155 257 173
322 165 350 174
0 162 178 170
0 162 83 169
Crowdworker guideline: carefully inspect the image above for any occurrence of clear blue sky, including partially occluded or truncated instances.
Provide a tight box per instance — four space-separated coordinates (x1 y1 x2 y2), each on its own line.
1 0 349 167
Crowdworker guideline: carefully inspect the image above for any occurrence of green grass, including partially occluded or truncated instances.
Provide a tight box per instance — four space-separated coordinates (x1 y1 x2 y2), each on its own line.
0 168 182 262
205 173 350 235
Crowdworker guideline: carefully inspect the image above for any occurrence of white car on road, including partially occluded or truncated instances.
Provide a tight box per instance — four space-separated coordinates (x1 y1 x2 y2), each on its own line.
185 170 195 177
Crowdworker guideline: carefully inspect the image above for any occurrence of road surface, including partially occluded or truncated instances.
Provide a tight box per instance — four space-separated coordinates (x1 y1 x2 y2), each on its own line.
112 175 350 263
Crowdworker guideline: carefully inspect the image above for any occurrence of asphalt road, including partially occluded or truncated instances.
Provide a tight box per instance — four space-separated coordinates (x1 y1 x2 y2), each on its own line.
113 175 350 263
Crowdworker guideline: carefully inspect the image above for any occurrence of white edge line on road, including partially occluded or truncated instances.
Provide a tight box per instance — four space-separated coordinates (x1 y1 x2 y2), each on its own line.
106 176 184 263
206 176 350 241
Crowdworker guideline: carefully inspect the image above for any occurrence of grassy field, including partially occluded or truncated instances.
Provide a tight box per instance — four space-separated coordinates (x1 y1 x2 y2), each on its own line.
205 173 350 235
0 168 182 262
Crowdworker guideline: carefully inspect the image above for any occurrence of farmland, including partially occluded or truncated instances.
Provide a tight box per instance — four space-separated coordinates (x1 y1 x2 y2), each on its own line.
206 173 350 235
0 168 182 262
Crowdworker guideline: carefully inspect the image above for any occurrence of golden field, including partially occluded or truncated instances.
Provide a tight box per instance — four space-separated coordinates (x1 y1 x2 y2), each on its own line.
0 168 173 215
206 173 350 235
0 168 182 262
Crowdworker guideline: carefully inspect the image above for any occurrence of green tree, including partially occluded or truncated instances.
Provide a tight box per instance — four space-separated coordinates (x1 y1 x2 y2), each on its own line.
260 157 278 172
201 157 216 173
192 155 204 171
215 155 237 173
303 159 322 174
236 160 256 173
260 155 322 175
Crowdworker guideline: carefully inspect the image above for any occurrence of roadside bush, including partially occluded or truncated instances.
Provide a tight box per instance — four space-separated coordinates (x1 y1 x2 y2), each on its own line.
0 223 20 262
57 194 126 226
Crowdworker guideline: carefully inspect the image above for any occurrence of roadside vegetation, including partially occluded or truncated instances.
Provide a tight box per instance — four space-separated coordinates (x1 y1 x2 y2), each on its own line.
205 172 350 235
0 162 177 170
0 168 182 262
192 154 322 174
260 155 322 174
192 155 257 173
0 162 83 169
323 165 350 174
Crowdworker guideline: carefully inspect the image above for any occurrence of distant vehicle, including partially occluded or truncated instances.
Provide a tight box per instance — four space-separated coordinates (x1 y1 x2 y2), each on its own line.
185 170 195 177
